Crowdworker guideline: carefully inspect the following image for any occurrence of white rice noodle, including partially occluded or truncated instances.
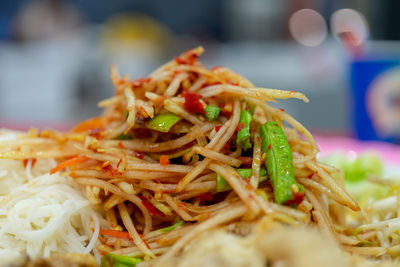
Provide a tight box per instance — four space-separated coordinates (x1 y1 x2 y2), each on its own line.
0 157 101 264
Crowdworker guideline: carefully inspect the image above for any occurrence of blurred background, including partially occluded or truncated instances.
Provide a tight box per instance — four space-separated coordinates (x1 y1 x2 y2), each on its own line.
0 0 400 144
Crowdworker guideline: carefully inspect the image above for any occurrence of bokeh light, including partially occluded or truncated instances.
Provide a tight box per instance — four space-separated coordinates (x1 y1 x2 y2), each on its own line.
289 9 327 47
330 8 369 47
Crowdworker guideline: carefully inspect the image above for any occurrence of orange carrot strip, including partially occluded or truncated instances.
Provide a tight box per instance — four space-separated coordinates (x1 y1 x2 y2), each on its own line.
71 117 109 132
50 156 88 174
99 229 132 240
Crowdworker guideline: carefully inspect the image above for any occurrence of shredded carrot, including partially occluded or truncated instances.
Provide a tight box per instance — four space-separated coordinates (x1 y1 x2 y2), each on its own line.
100 229 132 240
71 117 109 133
160 155 170 165
50 156 88 174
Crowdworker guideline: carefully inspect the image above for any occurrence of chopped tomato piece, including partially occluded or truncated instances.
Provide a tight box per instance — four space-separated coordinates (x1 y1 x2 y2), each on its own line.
134 151 144 159
182 91 205 114
223 139 231 150
197 192 213 202
160 155 170 165
285 192 304 206
220 103 233 117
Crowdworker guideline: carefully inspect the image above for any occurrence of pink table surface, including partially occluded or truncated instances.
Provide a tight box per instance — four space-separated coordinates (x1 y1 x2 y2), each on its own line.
316 135 400 165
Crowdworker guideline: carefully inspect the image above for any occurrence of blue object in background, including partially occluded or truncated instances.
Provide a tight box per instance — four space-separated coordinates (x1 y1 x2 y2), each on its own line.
350 58 400 143
0 16 11 40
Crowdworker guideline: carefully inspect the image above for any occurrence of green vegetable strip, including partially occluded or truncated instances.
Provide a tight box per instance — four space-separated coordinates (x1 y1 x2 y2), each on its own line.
124 110 129 118
259 168 267 177
217 168 267 192
146 113 181 133
236 168 252 178
101 254 142 267
244 100 257 115
160 220 184 232
236 110 253 149
259 121 304 204
217 173 230 192
204 105 221 121
237 168 267 179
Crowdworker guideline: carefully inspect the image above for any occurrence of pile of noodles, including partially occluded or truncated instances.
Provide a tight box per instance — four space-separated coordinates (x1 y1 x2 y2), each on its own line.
0 132 101 264
0 47 395 264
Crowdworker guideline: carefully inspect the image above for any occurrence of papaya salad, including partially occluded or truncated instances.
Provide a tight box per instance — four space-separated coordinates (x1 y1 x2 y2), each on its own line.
1 47 398 266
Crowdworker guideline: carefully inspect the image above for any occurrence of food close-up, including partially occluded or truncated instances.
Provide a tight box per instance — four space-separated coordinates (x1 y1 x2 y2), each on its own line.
1 1 400 267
